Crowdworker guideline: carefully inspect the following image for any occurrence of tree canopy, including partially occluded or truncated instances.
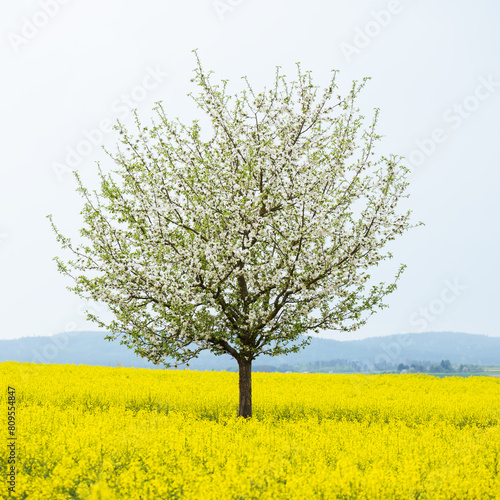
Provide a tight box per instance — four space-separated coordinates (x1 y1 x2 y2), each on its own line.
50 52 415 417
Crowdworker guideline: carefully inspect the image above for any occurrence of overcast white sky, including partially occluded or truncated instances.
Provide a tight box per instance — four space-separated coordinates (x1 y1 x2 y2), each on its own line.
1 0 499 341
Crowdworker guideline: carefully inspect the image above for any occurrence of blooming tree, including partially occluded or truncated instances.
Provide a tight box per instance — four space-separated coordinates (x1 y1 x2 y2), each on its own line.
50 54 415 417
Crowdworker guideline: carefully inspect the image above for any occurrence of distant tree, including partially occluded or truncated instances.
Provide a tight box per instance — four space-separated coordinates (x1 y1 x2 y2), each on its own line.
49 52 416 418
440 359 453 373
410 363 424 373
397 363 409 372
352 361 362 373
429 362 442 373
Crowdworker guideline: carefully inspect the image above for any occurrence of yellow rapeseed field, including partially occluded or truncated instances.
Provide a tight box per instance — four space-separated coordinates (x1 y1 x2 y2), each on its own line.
2 361 500 499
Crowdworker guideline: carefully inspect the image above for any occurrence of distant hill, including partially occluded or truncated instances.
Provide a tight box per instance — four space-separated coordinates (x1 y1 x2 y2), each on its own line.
1 331 500 371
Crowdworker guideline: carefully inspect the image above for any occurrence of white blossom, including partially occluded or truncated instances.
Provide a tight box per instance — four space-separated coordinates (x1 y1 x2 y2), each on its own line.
49 55 416 417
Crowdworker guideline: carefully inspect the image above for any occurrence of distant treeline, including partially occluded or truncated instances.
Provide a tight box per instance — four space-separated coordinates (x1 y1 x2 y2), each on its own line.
396 360 484 374
2 331 500 372
244 359 485 374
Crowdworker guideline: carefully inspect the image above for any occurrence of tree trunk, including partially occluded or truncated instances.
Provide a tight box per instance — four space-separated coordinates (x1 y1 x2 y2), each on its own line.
238 357 252 418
